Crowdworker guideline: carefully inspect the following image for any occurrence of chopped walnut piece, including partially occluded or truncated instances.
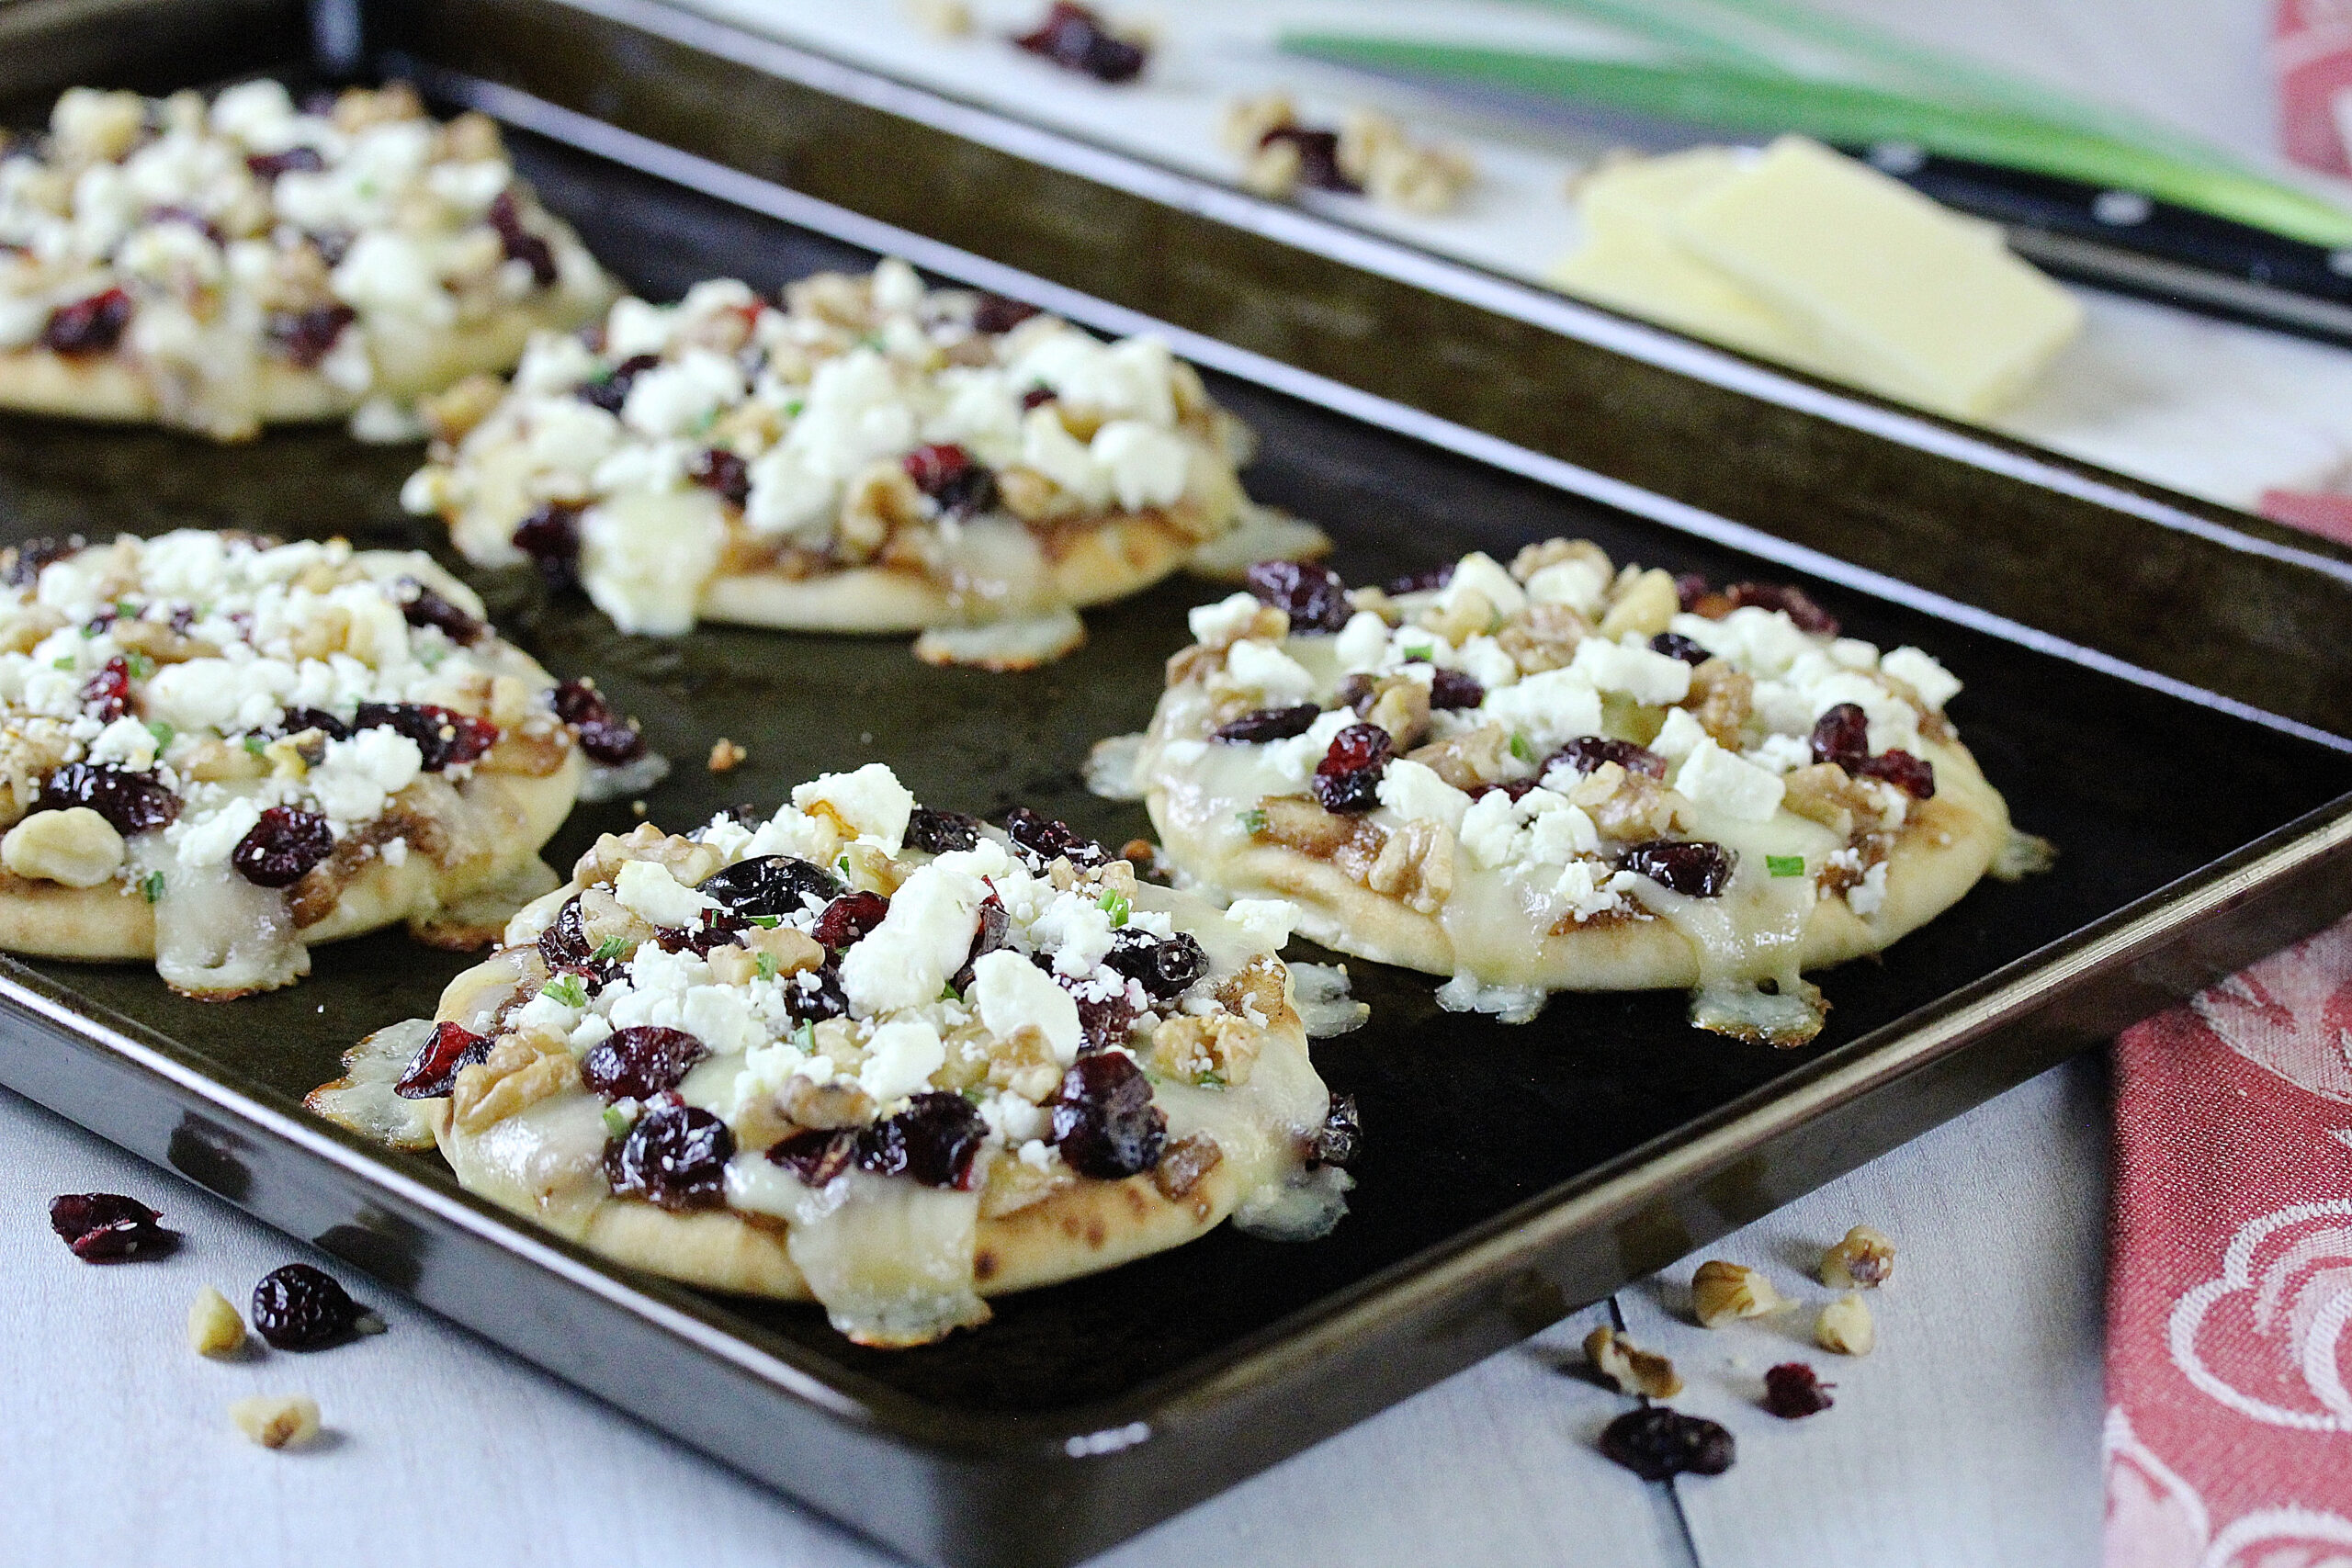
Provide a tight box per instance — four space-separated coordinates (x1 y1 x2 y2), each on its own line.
745 923 824 976
1820 1225 1896 1288
1343 111 1476 214
1566 761 1683 841
1252 793 1363 857
1497 602 1589 674
187 1286 247 1358
1690 1259 1788 1327
1216 952 1290 1025
449 1033 579 1133
1509 537 1611 584
779 1077 877 1131
1687 659 1754 747
901 0 972 34
1141 1013 1263 1087
1407 724 1518 791
838 463 925 562
1151 1133 1225 1201
1815 1292 1876 1356
1419 585 1500 647
1221 91 1298 155
1584 1325 1684 1399
983 1025 1063 1103
1780 762 1878 840
1363 817 1454 914
1242 136 1307 199
1363 675 1431 750
230 1393 321 1450
572 824 726 890
420 373 506 447
978 1150 1071 1219
1596 568 1679 640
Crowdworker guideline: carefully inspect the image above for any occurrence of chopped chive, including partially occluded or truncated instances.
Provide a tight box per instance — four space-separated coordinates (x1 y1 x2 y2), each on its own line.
544 975 588 1009
1097 889 1131 927
144 721 175 751
1238 807 1269 835
1509 731 1535 763
51 655 74 671
793 1020 816 1051
937 979 957 1000
757 952 780 981
749 914 782 929
1767 853 1806 878
139 870 165 903
783 398 805 417
591 936 629 962
124 651 155 681
601 1105 630 1139
243 733 269 757
78 622 98 638
1403 643 1433 662
1196 1069 1227 1089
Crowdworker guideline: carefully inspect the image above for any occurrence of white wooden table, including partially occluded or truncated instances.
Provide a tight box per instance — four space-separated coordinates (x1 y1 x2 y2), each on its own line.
0 0 2303 1561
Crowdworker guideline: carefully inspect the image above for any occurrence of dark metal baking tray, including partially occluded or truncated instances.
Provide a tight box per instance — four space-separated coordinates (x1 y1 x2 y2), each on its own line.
3 4 2351 1564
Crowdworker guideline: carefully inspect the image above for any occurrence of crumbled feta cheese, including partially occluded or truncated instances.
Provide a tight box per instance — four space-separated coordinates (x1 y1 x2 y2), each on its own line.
1827 637 1880 671
613 859 721 928
1189 592 1264 648
1476 668 1602 753
791 763 914 852
86 716 160 772
1438 551 1526 618
839 862 987 1015
309 728 424 823
1332 610 1389 671
1881 646 1962 711
1649 705 1711 761
1375 758 1471 830
858 1019 946 1104
1523 556 1610 615
1746 732 1815 773
1552 860 1633 920
1091 420 1191 512
1029 891 1118 976
1674 737 1786 821
1569 637 1692 705
1224 639 1316 706
620 348 745 440
173 796 262 868
1453 635 1520 693
968 949 1083 1065
1847 859 1891 918
1225 897 1298 950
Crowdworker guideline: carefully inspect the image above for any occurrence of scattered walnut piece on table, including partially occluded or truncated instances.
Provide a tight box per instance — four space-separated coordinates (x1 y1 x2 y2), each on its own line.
187 1286 247 1358
706 738 747 773
1816 1292 1876 1356
1584 1325 1684 1398
901 0 972 35
1821 1224 1896 1288
230 1393 322 1450
1690 1259 1788 1327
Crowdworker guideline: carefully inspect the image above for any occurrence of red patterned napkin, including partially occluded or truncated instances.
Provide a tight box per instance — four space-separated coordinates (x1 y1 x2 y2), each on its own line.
2104 913 2352 1567
2276 0 2352 175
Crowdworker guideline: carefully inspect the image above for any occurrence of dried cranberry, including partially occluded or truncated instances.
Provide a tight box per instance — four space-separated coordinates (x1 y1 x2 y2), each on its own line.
574 353 661 415
49 1192 175 1263
550 678 645 764
1618 839 1734 898
1808 703 1871 771
393 1021 492 1099
1762 1362 1835 1418
1261 125 1360 193
767 1126 858 1187
511 500 584 590
688 447 752 510
1049 1052 1166 1177
907 807 983 855
78 656 131 722
1599 1406 1736 1480
1102 928 1207 1002
1466 778 1539 803
696 854 839 919
245 145 325 180
1213 704 1321 744
582 1025 708 1101
1312 722 1393 814
1020 384 1057 411
486 189 558 288
534 894 602 976
36 761 178 834
1673 571 1713 610
784 960 848 1023
1014 1 1148 82
952 895 1011 993
860 1091 989 1189
42 288 132 355
1385 563 1453 594
1724 581 1838 637
251 1262 368 1349
1856 749 1936 799
276 705 351 741
1547 735 1667 781
1245 558 1351 634
902 443 995 517
354 702 498 771
2 536 83 588
812 890 891 950
1650 631 1710 666
973 293 1041 333
1428 669 1486 710
266 303 356 368
395 577 483 645
651 911 746 956
1003 806 1108 870
604 1100 734 1211
231 806 335 888
308 227 355 268
143 205 223 243
1307 1093 1362 1168
1070 981 1138 1054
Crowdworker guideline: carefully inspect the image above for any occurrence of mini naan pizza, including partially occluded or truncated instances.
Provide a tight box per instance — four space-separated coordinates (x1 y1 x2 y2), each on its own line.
1120 544 2020 1043
401 259 1317 666
0 81 616 441
311 768 1356 1347
0 529 643 998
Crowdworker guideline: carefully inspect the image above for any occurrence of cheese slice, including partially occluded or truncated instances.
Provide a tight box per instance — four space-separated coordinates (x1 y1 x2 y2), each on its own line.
1670 137 2083 419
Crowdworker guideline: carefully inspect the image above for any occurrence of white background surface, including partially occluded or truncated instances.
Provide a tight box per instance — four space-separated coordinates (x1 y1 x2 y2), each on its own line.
2 0 2298 1562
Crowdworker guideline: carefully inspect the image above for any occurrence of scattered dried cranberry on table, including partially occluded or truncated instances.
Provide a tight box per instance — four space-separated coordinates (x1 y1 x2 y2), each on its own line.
1598 1405 1736 1480
251 1262 369 1350
1763 1361 1837 1418
49 1191 176 1263
1013 1 1148 83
